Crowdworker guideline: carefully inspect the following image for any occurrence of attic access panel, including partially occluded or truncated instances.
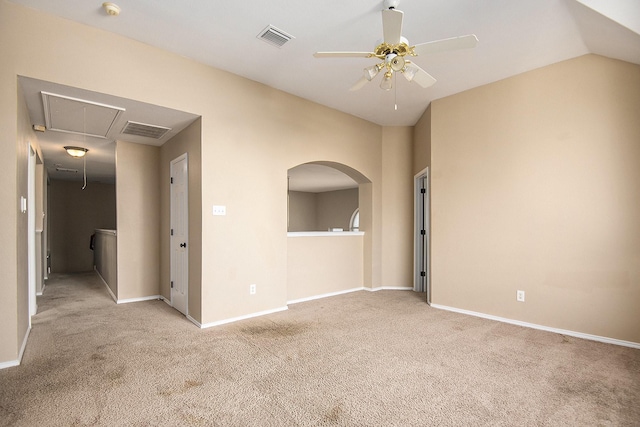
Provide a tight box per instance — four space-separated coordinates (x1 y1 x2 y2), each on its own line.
41 91 125 138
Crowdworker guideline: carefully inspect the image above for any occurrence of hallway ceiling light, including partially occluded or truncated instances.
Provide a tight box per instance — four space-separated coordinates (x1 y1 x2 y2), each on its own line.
64 146 89 158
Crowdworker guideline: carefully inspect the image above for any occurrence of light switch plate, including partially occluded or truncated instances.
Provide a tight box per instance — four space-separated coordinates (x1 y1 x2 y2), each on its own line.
213 205 226 216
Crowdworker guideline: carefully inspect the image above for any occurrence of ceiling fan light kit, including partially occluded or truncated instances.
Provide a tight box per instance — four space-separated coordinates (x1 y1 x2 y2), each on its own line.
314 0 478 94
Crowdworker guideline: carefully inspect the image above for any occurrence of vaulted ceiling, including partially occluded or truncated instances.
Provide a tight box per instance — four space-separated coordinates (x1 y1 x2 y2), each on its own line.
11 0 640 127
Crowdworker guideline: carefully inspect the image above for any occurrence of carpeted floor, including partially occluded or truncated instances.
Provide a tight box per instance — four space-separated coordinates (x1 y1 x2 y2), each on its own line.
0 272 639 426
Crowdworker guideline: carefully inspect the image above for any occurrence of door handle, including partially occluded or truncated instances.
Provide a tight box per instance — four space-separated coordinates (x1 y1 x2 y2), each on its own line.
180 242 187 248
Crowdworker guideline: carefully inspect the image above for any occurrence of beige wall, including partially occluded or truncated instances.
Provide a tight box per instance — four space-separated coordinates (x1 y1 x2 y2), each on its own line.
116 141 160 300
49 180 116 273
381 127 414 288
317 188 358 231
160 119 202 322
287 235 364 301
428 54 640 343
288 191 317 232
289 188 358 232
94 230 117 298
413 105 431 175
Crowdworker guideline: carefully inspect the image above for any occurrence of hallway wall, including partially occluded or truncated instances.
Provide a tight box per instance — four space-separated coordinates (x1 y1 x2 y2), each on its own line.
49 180 116 273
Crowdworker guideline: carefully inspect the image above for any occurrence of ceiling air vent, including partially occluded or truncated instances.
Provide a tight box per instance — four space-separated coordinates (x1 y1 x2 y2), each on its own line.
257 25 294 48
121 121 171 139
55 167 78 173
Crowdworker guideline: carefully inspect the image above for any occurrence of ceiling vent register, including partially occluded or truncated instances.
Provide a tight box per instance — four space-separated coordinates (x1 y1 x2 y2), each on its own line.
121 121 171 139
257 25 294 48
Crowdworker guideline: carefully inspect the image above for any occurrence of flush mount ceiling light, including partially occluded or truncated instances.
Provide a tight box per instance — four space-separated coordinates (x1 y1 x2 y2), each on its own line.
102 2 121 16
64 146 88 158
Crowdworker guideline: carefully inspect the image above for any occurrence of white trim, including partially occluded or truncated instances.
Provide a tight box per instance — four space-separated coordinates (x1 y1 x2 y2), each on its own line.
95 267 117 303
287 231 364 237
186 314 202 328
160 296 172 307
0 327 31 370
187 287 417 330
0 360 20 370
365 286 413 292
287 287 364 305
117 295 163 304
195 306 289 329
431 304 640 349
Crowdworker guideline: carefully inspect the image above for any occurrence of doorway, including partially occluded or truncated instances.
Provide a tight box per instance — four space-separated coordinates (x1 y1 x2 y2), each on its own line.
414 168 430 303
170 153 188 315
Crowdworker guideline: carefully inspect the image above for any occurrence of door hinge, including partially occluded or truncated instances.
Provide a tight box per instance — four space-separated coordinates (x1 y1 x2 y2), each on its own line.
420 271 426 277
170 229 173 236
171 281 174 288
420 188 426 194
170 177 173 184
420 229 426 235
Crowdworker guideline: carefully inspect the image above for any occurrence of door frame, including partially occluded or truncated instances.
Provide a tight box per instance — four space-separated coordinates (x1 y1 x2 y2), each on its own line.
170 153 189 315
413 167 430 303
28 144 37 322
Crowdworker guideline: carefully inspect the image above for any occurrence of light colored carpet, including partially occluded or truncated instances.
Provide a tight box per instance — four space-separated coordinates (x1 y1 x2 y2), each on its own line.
0 272 638 426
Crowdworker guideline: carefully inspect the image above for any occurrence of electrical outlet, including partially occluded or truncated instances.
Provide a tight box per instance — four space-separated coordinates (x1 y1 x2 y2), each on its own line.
250 284 256 295
212 205 226 216
517 290 525 302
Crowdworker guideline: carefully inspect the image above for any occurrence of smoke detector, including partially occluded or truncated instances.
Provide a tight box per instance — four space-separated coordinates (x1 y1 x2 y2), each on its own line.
102 2 121 16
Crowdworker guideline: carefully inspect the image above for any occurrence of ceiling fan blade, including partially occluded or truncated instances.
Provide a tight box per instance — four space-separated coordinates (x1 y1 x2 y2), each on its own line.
314 52 373 58
349 76 369 91
404 63 437 88
412 34 478 56
382 9 403 45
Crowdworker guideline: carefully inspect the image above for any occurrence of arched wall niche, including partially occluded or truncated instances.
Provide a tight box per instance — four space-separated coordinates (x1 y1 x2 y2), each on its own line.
287 161 371 233
286 160 375 301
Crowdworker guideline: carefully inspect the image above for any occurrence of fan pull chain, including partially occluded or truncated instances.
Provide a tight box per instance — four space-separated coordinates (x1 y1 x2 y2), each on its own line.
82 106 87 190
394 72 398 110
82 155 87 190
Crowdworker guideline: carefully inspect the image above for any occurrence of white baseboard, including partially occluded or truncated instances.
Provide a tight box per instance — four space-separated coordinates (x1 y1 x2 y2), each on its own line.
0 359 20 370
188 287 415 330
93 268 161 305
365 286 413 292
287 287 364 305
117 295 163 304
431 303 640 350
195 306 289 329
94 267 117 303
0 326 31 370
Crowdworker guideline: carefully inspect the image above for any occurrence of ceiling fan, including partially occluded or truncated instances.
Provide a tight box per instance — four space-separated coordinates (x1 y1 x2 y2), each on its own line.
314 0 478 91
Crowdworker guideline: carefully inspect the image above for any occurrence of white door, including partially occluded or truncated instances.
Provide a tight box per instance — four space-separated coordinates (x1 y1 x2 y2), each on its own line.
170 154 188 315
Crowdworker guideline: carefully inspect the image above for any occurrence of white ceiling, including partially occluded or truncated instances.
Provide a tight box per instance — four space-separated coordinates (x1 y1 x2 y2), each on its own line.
12 0 640 187
289 164 358 193
9 0 640 127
